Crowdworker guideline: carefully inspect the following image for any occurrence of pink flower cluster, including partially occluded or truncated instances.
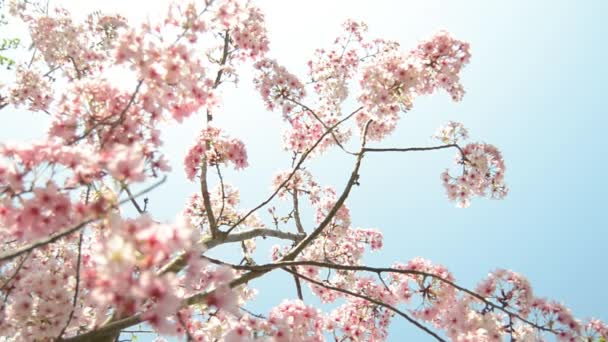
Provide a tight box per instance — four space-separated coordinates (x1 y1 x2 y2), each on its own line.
183 182 265 233
114 30 217 122
328 292 393 340
412 31 471 101
272 169 321 203
16 5 124 79
265 300 325 341
0 239 91 340
86 215 199 327
283 111 326 153
307 20 369 110
230 5 270 60
0 141 150 242
435 122 508 207
8 67 53 112
356 31 471 140
254 58 306 114
184 126 248 181
476 269 533 315
441 142 508 208
48 80 171 177
219 300 324 341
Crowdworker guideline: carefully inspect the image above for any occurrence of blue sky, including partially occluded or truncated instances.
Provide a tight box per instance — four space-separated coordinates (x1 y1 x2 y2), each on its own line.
2 0 607 340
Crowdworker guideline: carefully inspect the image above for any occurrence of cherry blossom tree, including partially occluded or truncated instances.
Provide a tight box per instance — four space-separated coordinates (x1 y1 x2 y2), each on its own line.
0 0 605 341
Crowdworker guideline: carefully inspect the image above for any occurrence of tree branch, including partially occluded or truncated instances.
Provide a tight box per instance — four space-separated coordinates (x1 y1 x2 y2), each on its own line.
216 259 556 335
362 143 466 159
282 267 446 342
225 106 362 235
281 120 371 261
291 266 304 301
285 97 356 155
199 158 218 238
292 190 305 234
121 184 144 214
211 228 304 247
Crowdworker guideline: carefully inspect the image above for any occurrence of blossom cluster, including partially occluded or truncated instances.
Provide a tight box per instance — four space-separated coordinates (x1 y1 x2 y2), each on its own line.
306 20 369 110
184 126 248 181
254 58 306 114
230 5 270 60
114 31 218 122
8 67 53 112
0 238 92 340
356 31 471 140
441 142 508 208
11 4 126 80
435 122 508 207
0 141 149 241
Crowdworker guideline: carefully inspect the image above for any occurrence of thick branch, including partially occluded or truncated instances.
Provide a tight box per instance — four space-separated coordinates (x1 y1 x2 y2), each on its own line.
292 190 305 234
158 228 303 275
213 228 304 246
200 159 218 238
0 219 94 263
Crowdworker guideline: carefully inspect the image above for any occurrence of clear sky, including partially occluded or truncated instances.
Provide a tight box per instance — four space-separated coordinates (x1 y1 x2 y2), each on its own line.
1 0 607 341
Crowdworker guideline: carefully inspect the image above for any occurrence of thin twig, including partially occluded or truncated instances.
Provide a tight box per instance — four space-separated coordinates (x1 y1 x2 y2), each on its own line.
121 184 144 214
285 97 356 155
